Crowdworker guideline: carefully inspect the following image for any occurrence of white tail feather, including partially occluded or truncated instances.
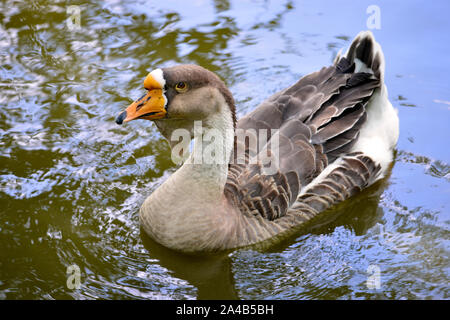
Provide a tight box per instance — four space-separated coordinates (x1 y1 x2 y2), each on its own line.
347 31 399 182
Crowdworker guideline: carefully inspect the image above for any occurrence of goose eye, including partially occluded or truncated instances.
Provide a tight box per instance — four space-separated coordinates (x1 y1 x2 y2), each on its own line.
175 82 188 92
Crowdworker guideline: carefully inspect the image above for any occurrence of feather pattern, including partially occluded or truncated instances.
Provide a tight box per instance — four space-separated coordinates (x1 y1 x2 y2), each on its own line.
224 32 388 228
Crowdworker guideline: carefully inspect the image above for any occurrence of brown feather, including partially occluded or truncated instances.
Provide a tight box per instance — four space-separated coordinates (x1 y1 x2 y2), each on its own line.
224 33 384 224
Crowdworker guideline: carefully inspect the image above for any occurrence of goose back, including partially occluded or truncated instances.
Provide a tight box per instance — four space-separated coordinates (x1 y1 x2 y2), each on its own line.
225 34 384 224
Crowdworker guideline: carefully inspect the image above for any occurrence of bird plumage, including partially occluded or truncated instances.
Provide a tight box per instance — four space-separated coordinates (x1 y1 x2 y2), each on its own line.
116 31 399 252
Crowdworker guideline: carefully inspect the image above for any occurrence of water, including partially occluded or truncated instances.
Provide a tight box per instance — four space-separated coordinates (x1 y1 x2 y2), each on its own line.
0 0 449 300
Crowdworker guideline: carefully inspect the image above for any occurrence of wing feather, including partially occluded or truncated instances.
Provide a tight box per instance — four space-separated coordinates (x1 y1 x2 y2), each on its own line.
226 50 382 222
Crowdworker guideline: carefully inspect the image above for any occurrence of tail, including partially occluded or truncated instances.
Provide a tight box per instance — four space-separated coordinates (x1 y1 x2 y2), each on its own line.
337 31 399 181
334 31 385 86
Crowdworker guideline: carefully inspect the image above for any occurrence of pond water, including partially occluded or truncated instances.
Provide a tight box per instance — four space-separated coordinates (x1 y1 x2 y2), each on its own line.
0 0 449 299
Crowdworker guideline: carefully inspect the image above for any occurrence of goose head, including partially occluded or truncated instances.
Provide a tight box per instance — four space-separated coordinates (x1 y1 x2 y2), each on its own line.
115 65 236 144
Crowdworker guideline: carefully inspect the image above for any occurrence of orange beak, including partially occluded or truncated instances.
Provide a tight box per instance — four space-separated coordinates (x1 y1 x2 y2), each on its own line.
115 89 167 124
116 71 168 124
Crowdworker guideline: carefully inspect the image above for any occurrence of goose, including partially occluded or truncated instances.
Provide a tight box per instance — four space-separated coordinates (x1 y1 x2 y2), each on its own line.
115 31 399 253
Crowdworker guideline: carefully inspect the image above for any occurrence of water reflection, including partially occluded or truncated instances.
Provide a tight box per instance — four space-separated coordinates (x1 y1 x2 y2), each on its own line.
141 229 238 300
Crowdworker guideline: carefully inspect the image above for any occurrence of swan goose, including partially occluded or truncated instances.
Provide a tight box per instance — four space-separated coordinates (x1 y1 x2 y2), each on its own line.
115 31 399 253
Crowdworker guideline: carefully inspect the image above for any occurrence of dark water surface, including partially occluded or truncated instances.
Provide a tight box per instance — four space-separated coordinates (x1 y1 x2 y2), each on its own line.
0 0 449 299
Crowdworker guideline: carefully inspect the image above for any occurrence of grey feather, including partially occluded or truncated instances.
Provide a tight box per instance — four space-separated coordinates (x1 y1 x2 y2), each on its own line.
225 32 384 224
